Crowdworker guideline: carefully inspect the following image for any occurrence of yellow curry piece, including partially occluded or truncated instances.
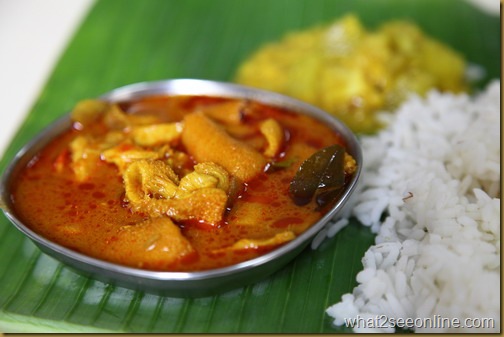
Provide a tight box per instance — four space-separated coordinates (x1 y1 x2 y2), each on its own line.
234 15 468 133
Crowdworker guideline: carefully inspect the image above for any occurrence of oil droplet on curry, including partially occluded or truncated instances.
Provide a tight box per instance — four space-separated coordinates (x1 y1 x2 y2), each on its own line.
11 96 357 271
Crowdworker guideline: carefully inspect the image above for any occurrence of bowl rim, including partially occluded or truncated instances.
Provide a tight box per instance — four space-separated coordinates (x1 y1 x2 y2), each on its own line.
0 78 362 292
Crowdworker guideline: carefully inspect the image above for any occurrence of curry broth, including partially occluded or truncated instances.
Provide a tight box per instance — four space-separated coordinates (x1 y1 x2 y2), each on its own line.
11 96 349 271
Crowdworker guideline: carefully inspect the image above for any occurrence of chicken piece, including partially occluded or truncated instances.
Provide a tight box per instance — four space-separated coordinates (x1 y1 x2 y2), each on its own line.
131 122 183 147
123 159 179 201
125 95 189 122
69 136 103 181
123 159 229 224
104 130 128 145
104 104 161 130
259 118 284 157
128 188 228 224
67 130 128 180
198 100 245 125
182 113 267 182
224 123 258 139
70 99 110 128
156 188 228 224
177 162 230 198
212 231 296 254
104 217 196 270
165 148 193 177
101 142 165 173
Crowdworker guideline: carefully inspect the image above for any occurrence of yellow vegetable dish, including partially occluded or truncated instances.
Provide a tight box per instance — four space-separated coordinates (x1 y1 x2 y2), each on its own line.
235 15 468 133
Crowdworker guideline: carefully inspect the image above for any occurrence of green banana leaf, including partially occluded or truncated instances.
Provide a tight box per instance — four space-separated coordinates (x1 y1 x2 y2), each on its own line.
0 0 499 333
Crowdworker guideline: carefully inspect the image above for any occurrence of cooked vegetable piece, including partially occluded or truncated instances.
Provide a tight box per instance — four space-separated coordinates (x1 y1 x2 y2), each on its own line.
235 15 468 133
289 144 345 206
182 113 267 182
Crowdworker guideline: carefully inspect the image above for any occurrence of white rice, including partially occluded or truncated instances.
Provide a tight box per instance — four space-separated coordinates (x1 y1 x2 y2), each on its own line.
321 81 500 332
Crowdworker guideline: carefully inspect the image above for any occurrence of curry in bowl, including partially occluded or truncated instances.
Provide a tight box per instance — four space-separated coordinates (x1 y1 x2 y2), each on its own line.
6 84 358 273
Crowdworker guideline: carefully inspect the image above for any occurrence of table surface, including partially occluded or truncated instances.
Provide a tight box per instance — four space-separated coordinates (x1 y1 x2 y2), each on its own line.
0 0 94 156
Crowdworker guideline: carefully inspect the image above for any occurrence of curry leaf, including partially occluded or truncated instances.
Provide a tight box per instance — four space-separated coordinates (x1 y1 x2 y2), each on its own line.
289 144 345 206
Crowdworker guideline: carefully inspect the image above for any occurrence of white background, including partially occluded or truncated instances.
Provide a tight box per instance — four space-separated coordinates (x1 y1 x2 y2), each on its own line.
0 0 499 157
0 0 94 156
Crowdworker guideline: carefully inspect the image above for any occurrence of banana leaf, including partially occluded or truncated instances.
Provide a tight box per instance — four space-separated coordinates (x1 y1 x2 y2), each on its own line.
0 0 499 333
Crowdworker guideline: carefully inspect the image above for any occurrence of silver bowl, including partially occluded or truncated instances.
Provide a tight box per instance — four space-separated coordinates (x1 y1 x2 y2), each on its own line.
0 79 362 297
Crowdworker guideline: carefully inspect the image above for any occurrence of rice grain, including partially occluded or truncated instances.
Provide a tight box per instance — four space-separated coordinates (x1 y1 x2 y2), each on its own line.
324 81 500 332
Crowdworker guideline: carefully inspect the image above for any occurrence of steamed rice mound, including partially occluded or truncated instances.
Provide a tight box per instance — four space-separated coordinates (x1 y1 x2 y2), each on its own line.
323 81 500 332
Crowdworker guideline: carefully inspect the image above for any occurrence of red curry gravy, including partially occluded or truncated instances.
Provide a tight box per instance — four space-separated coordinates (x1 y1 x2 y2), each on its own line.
11 95 354 271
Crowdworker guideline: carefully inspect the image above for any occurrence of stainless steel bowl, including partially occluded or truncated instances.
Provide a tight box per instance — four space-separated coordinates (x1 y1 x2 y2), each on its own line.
0 79 362 297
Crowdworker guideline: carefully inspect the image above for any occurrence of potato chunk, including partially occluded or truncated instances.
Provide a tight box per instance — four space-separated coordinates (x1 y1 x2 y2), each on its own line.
104 217 196 270
235 15 468 133
182 113 267 182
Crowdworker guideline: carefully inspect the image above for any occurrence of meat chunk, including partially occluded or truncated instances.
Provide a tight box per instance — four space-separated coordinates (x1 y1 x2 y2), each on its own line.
123 159 229 224
101 143 166 174
104 104 161 130
70 99 109 128
211 231 296 254
259 118 284 157
69 136 102 181
182 113 267 182
104 217 196 270
177 162 230 198
198 100 245 125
